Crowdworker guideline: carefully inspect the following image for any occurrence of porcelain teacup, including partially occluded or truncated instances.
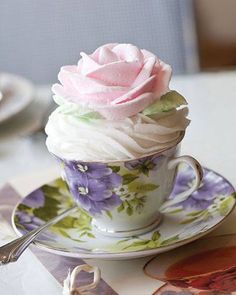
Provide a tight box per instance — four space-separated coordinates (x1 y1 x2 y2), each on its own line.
58 137 203 238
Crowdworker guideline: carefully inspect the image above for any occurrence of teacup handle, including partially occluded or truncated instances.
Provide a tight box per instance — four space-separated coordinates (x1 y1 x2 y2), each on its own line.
160 155 204 211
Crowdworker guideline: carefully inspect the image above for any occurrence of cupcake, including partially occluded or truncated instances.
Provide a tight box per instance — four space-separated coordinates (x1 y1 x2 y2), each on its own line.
46 43 189 161
45 43 190 236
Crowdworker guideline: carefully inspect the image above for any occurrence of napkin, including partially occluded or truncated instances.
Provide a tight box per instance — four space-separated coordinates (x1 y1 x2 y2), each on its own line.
0 184 117 295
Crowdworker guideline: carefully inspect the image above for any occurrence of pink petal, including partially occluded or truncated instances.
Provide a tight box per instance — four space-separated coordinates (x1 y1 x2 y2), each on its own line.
52 84 126 105
57 66 79 89
77 58 83 70
52 83 69 97
71 90 128 105
112 44 144 62
59 71 98 91
59 68 128 97
60 65 79 73
86 60 142 87
132 57 156 87
80 52 100 75
92 43 118 62
111 75 156 104
152 61 172 95
52 84 79 99
96 92 155 120
141 49 156 59
98 46 119 64
54 65 132 105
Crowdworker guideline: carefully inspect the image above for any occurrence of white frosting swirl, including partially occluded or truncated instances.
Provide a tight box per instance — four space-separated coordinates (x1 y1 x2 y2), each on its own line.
45 107 189 161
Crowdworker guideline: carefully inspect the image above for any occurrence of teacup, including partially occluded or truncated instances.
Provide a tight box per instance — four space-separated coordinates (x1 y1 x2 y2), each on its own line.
58 136 203 238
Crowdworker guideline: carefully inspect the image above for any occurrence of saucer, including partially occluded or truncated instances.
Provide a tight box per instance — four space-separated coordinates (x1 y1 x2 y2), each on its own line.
0 73 34 124
12 167 236 260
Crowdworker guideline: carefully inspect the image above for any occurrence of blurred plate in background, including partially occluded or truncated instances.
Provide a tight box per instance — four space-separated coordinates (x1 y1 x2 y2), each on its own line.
0 73 34 124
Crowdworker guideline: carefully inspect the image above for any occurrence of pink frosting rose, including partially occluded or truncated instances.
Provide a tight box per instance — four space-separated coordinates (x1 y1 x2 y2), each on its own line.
52 43 172 120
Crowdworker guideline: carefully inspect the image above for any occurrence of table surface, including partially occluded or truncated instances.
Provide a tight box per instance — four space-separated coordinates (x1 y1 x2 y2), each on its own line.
1 70 236 295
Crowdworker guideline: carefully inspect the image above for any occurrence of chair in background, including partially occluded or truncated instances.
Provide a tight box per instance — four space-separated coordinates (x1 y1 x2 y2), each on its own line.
0 0 199 84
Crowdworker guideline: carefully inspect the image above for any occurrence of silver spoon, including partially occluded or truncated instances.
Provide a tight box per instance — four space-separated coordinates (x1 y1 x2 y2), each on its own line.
0 204 86 264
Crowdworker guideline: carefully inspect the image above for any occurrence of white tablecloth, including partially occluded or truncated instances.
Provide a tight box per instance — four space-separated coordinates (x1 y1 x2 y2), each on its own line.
1 71 236 295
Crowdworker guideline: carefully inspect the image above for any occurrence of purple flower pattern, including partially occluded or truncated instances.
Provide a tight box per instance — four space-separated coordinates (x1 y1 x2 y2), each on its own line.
125 155 165 176
170 167 234 210
64 161 122 215
68 161 112 179
16 211 44 231
15 211 57 241
22 189 45 208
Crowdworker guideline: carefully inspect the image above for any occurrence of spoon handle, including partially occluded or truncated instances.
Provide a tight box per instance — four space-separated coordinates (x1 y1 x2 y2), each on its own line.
0 205 78 264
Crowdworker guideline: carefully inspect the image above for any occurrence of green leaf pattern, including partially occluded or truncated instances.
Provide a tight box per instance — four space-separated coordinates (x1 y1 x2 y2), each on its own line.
14 187 236 253
142 90 187 116
53 96 103 121
108 163 160 217
180 194 235 224
16 180 94 242
116 231 180 251
14 166 236 254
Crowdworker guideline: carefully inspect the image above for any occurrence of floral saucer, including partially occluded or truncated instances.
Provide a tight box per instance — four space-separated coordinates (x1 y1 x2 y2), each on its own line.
12 167 236 260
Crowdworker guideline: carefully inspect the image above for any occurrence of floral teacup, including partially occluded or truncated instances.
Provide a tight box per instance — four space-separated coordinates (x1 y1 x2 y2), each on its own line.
58 142 203 238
